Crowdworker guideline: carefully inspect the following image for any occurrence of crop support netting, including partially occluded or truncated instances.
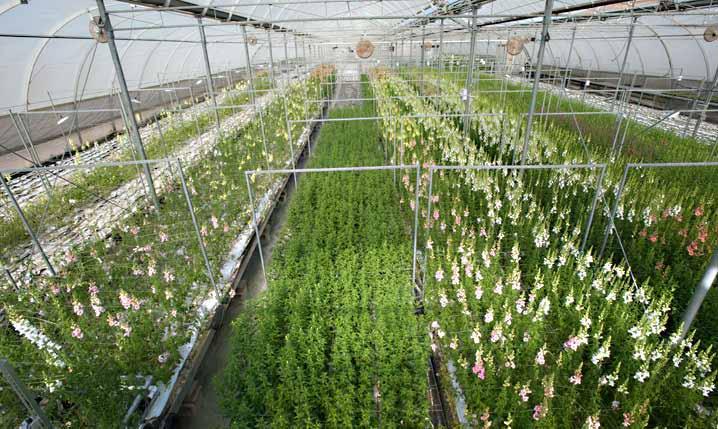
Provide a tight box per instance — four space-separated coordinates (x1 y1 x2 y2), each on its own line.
1 1 718 427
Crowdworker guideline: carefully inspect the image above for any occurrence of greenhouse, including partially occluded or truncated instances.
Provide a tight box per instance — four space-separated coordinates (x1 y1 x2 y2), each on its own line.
0 0 717 427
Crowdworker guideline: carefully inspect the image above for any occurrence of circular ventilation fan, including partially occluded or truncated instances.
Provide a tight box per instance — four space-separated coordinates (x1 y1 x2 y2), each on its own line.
705 25 718 42
356 39 375 58
422 40 434 50
247 36 258 46
506 37 528 56
89 16 109 43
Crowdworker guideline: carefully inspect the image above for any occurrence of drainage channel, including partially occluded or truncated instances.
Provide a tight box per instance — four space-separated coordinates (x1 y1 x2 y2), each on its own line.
172 87 333 429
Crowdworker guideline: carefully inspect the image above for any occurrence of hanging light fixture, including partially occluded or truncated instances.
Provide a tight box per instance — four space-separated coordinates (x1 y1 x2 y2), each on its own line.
56 116 69 125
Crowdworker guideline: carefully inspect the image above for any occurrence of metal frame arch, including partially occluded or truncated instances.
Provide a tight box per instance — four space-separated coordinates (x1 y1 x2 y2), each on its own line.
666 14 710 79
159 28 202 85
23 8 93 110
136 25 189 89
636 19 673 78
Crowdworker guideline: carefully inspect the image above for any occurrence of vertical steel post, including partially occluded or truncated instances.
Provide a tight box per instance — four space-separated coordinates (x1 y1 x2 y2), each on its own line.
8 111 52 197
561 24 577 92
95 0 159 211
0 359 54 429
281 32 298 187
197 17 222 137
0 174 55 276
420 25 426 96
692 65 718 138
266 29 276 88
411 164 421 287
612 16 637 109
519 0 554 165
241 25 271 172
176 159 219 299
679 247 718 342
283 32 290 86
463 7 478 137
244 172 267 283
599 164 630 259
438 18 444 90
581 166 607 252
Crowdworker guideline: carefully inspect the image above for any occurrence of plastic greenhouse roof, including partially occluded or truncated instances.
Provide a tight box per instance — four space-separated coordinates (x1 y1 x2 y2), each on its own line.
2 0 717 114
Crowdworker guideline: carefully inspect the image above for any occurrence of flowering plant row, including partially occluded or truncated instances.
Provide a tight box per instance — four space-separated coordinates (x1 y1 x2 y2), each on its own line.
369 69 717 428
399 67 718 347
0 79 272 252
218 78 429 426
0 69 335 427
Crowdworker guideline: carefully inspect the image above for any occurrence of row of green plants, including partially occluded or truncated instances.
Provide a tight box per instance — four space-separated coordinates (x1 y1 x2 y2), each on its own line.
369 68 718 427
217 77 430 427
0 77 271 252
0 68 335 427
397 67 718 347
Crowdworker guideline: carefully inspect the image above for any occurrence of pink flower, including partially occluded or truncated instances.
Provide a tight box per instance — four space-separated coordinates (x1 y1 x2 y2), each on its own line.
119 291 132 310
564 336 582 351
64 250 77 264
159 232 169 243
71 325 83 339
698 225 708 243
88 284 99 295
164 270 175 283
569 368 583 385
435 268 444 282
211 215 219 229
472 359 485 380
72 301 84 316
433 209 440 220
200 225 208 237
223 224 230 233
687 241 699 257
623 412 634 427
410 200 416 211
519 385 531 402
648 233 658 243
695 206 704 217
130 226 140 236
532 405 544 420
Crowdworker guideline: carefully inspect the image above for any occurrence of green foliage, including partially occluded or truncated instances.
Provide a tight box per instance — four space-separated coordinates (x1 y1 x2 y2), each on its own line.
217 78 429 427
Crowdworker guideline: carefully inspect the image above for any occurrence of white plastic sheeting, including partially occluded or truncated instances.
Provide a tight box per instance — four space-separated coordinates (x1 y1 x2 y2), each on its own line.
1 0 717 111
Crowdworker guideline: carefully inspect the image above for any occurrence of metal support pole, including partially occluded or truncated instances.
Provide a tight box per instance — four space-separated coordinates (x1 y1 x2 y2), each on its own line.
420 25 426 96
1 174 56 276
692 65 718 138
581 166 606 252
0 359 54 429
244 172 267 283
266 29 276 88
599 164 629 259
95 0 160 211
679 248 718 342
8 111 52 197
197 17 222 137
283 32 290 86
612 15 637 109
241 25 271 172
463 7 478 137
519 0 554 165
411 164 421 288
438 18 444 92
176 159 219 298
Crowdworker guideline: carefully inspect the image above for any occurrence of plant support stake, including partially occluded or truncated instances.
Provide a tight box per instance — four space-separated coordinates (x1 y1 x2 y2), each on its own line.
679 247 718 342
520 0 554 165
95 0 160 211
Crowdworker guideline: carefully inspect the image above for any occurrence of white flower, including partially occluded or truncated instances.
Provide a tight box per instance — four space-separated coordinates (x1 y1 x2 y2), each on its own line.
484 308 494 323
634 369 650 383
